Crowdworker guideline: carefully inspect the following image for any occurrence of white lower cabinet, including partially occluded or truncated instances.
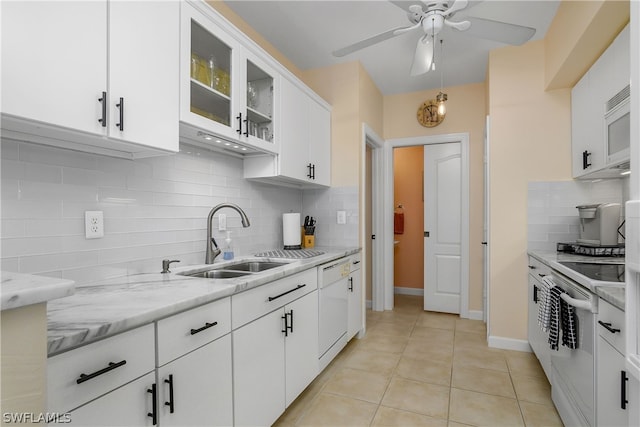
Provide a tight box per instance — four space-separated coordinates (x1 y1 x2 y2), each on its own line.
597 298 629 427
157 335 233 426
155 297 232 426
47 324 156 426
597 335 629 427
67 372 156 426
233 290 318 426
347 254 363 341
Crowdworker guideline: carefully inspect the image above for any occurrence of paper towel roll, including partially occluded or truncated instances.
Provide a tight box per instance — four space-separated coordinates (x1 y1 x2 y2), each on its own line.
283 213 302 249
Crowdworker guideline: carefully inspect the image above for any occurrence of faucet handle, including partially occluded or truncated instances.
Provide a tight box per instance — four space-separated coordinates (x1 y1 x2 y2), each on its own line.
162 259 180 274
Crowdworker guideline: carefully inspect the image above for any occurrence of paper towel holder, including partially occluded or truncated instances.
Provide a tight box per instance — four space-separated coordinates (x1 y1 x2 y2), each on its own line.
283 212 302 250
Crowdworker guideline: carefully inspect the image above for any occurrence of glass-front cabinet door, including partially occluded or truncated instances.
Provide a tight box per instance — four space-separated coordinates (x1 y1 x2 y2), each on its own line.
180 2 278 155
180 3 238 140
241 52 278 153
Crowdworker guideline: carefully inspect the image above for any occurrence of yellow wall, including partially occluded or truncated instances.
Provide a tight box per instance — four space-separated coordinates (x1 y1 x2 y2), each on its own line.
545 0 629 89
206 0 305 81
393 146 425 289
384 83 486 311
488 40 572 340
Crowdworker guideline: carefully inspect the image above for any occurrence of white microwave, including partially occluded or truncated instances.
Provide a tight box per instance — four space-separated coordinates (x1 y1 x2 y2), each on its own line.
605 84 630 165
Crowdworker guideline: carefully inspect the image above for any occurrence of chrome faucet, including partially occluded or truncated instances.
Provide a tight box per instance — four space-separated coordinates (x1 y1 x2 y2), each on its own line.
206 203 250 264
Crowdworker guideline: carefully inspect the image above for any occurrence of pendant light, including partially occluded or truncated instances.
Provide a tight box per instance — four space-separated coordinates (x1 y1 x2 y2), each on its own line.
436 39 447 116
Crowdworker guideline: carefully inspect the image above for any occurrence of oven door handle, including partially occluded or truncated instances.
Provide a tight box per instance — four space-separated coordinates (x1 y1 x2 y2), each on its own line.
560 292 595 312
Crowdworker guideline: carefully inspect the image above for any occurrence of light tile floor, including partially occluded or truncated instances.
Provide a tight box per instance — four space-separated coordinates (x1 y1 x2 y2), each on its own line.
275 294 564 426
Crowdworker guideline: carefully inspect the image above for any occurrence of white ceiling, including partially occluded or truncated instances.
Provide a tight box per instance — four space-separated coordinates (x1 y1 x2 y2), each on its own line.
224 0 560 95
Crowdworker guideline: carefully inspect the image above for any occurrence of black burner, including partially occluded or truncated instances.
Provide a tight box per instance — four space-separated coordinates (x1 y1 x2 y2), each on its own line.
559 261 625 283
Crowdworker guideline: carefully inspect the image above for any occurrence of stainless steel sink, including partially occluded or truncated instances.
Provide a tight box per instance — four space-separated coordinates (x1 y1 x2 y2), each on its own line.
185 270 252 279
225 261 289 272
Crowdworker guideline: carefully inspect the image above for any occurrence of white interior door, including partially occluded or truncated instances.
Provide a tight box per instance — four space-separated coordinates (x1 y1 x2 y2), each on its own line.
424 143 462 313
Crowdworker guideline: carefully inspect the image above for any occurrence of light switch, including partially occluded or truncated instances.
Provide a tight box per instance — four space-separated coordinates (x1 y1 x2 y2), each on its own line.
218 214 227 231
337 210 347 224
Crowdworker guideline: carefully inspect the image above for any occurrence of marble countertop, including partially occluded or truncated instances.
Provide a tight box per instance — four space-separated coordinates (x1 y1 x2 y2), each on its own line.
1 271 75 311
46 247 360 356
528 250 625 310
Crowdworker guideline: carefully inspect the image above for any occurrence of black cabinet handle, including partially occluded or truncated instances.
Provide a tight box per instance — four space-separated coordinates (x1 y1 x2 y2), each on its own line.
288 310 294 334
76 360 127 384
348 277 354 292
236 112 243 135
282 310 294 337
598 320 621 334
306 164 316 180
98 91 107 127
582 150 591 169
621 370 629 409
243 117 249 137
281 312 289 337
147 383 157 425
268 284 306 302
352 260 361 265
538 273 545 278
164 374 175 414
533 285 538 303
115 97 124 131
528 265 536 270
190 321 218 335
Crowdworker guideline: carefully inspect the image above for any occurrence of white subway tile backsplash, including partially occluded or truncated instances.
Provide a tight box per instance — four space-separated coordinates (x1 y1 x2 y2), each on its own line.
1 140 354 285
528 180 624 251
19 142 98 170
3 200 63 219
1 219 25 238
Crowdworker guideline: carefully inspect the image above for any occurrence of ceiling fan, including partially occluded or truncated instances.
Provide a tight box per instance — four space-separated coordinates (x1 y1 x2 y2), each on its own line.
332 0 536 76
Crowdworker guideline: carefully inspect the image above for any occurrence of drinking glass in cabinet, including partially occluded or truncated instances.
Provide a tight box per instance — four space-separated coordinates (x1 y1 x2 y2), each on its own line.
207 56 219 90
247 82 258 109
190 53 199 80
216 69 230 96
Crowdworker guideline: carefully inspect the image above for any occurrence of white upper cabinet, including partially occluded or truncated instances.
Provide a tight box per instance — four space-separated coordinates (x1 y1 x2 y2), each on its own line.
1 1 107 136
572 24 630 179
244 78 331 188
1 0 180 158
179 1 279 156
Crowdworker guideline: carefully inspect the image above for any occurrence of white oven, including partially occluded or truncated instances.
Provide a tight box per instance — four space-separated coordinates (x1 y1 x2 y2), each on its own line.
548 272 598 427
317 259 350 370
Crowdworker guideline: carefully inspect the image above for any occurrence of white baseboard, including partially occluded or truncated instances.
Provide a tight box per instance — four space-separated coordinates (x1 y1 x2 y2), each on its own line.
488 335 532 352
394 286 424 296
466 310 484 321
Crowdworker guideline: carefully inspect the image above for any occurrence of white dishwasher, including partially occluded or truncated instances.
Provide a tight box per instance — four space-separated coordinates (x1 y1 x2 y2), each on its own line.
318 258 350 369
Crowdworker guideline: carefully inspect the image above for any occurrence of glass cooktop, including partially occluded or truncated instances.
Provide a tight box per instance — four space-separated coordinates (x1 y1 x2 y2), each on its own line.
559 261 625 283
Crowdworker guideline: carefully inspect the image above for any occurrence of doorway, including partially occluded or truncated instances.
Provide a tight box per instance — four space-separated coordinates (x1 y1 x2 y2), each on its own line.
362 124 384 312
383 133 470 316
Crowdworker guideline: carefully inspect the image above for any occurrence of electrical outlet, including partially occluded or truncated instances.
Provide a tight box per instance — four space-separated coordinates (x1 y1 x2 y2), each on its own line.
337 210 347 225
85 211 104 239
218 213 227 231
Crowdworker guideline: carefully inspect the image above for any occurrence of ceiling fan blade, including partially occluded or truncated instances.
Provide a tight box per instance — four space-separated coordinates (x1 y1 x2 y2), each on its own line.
410 36 434 76
332 27 407 57
443 0 468 16
463 16 536 45
444 19 471 31
393 21 422 36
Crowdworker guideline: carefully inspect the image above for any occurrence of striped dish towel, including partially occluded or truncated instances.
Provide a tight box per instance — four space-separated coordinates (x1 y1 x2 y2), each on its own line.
548 286 563 350
537 276 554 332
561 296 578 349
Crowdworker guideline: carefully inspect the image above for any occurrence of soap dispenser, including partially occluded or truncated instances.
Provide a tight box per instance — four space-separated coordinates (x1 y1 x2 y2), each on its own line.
223 231 234 260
